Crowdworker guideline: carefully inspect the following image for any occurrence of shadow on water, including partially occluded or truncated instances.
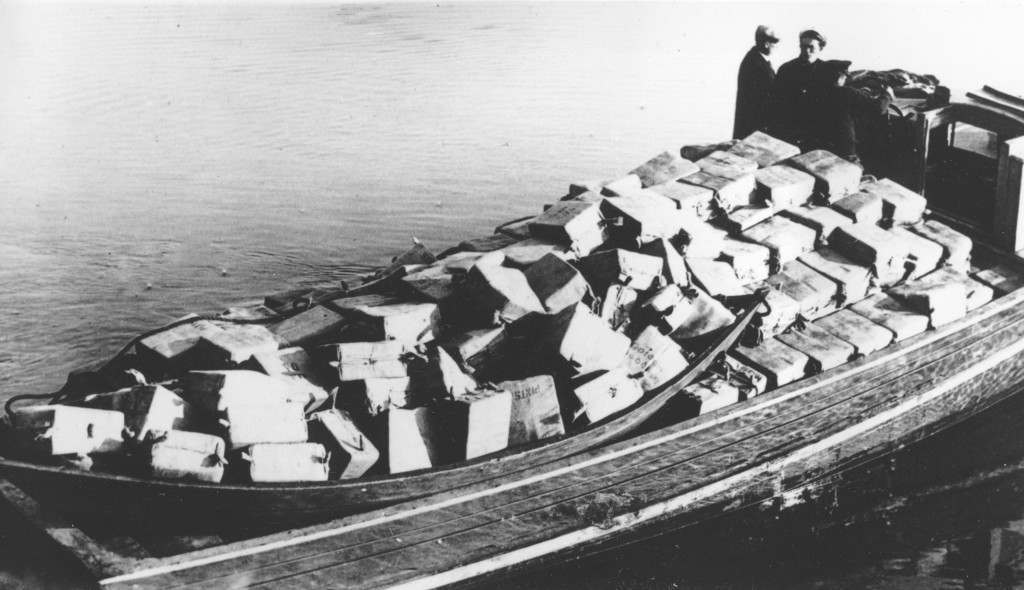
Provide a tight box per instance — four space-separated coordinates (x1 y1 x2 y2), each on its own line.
5 391 1024 588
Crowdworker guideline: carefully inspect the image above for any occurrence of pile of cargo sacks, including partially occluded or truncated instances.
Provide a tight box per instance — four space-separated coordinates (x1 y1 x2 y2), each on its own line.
3 131 1008 485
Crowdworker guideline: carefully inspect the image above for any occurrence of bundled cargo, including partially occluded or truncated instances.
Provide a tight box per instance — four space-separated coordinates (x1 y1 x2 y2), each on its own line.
537 303 631 374
147 430 227 483
400 263 457 302
8 405 125 457
599 284 640 332
220 400 308 450
830 192 883 225
680 375 741 414
269 304 349 348
460 256 546 325
625 326 690 392
499 238 573 269
680 140 738 162
578 248 663 292
747 288 801 342
248 346 334 412
76 384 195 442
528 200 608 256
728 131 801 168
686 259 749 298
495 215 536 239
723 355 769 397
777 322 856 373
379 407 446 473
333 294 441 344
973 263 1024 295
640 284 735 340
181 370 316 414
136 318 226 375
788 150 863 200
308 409 379 479
888 227 944 280
439 387 514 460
814 309 894 356
640 238 689 287
190 324 280 369
858 177 927 224
442 326 507 376
696 151 759 179
408 346 479 399
523 253 589 313
754 165 815 209
732 338 810 389
680 171 757 213
719 205 776 234
798 247 874 304
340 377 417 416
494 376 565 445
889 267 971 327
742 216 818 270
602 175 644 197
600 191 689 243
849 293 930 341
647 180 717 220
765 261 838 320
242 442 330 483
907 219 972 271
830 223 912 285
628 151 700 187
719 238 772 284
678 219 729 259
572 367 644 424
780 205 854 245
331 340 411 382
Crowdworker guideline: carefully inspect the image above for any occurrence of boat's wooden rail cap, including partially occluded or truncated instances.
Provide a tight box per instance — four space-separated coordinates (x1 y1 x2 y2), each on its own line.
913 95 1024 138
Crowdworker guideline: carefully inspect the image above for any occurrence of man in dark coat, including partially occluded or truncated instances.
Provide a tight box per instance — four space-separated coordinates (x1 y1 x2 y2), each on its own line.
811 60 893 164
770 29 828 149
733 25 779 139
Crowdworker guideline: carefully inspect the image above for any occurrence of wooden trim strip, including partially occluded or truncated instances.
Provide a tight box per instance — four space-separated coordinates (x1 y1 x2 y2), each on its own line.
380 333 1024 590
98 293 1024 587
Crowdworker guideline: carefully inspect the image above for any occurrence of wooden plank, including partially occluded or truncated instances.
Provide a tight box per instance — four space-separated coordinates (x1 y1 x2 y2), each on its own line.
96 293 1024 589
0 478 131 580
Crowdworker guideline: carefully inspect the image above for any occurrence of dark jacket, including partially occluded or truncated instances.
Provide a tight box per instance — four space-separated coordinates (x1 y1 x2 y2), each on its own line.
770 57 826 148
812 85 892 161
733 47 775 139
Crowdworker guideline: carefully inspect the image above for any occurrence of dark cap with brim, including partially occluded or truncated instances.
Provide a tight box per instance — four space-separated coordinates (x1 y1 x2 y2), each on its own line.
799 29 827 47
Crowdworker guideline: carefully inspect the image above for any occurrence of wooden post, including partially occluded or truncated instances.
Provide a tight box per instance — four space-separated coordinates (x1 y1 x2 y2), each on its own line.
994 137 1024 252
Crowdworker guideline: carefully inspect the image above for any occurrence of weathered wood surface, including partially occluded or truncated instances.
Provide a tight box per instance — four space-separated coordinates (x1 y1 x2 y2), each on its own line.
88 284 1024 589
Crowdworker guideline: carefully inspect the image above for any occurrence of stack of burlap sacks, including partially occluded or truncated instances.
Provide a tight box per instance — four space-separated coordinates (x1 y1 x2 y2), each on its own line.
7 131 1016 484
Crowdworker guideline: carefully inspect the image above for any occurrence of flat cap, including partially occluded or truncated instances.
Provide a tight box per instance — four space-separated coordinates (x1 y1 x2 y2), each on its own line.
799 29 827 47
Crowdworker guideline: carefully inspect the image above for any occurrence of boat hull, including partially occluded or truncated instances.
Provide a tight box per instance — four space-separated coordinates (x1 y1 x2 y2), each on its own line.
88 283 1024 589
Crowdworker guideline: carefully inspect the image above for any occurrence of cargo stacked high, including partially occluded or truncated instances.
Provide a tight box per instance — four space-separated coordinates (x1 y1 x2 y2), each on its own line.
1 129 1020 499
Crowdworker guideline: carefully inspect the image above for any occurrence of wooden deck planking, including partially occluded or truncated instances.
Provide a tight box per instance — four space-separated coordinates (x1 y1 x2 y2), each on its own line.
119 298 1024 590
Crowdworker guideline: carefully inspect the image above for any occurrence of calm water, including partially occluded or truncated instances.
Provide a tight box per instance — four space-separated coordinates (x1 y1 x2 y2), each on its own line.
2 2 1024 587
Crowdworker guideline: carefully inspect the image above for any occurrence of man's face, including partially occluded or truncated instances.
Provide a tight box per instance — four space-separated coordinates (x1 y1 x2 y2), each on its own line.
799 38 822 62
759 38 779 55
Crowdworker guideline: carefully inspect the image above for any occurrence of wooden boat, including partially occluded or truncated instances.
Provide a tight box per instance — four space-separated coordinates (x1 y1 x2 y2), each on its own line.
3 91 1024 588
0 295 763 532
